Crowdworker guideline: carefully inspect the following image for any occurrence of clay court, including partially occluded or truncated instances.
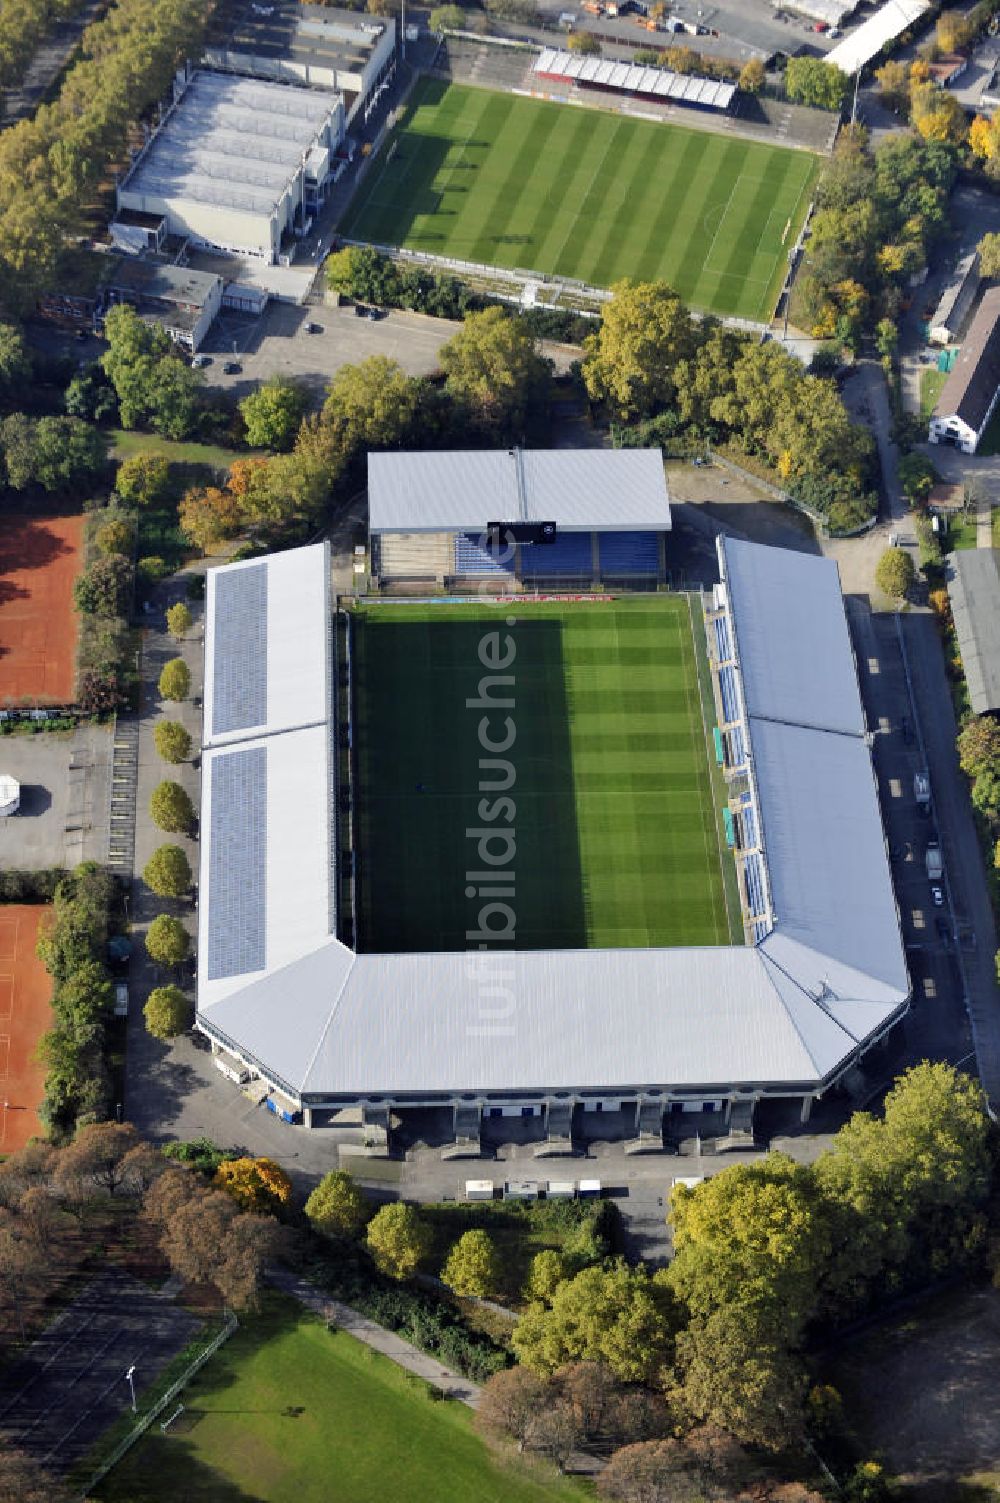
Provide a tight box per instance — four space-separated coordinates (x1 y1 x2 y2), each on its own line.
0 906 54 1151
0 514 82 704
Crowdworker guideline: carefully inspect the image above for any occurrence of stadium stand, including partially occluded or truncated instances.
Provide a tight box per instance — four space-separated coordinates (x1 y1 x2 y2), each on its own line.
453 533 515 578
597 530 660 575
519 532 595 577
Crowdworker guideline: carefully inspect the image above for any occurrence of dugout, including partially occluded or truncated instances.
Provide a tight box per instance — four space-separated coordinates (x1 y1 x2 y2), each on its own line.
367 448 672 592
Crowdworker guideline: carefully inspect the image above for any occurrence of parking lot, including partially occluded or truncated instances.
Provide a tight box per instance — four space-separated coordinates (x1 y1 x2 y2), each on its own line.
0 726 111 871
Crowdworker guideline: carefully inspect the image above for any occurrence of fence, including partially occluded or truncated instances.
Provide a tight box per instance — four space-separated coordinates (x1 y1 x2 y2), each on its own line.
76 1311 238 1500
708 449 877 539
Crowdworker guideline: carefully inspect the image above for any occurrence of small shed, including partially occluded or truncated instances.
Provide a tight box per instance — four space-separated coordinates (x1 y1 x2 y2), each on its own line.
0 776 20 817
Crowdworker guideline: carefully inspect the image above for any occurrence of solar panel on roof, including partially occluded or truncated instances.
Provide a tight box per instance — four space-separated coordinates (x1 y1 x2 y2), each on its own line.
208 746 267 980
213 564 268 735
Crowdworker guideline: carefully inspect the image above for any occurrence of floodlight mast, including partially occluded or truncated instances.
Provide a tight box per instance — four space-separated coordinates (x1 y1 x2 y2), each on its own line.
125 1364 137 1413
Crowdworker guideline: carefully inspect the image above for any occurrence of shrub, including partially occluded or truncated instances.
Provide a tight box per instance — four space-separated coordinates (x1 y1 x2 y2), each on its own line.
95 518 132 556
78 669 125 716
365 1202 432 1280
305 1169 369 1238
153 720 192 764
158 658 190 702
138 555 171 585
145 913 191 966
144 984 190 1039
149 780 195 834
442 1229 502 1297
116 452 171 509
215 1156 293 1214
73 556 132 617
142 844 192 897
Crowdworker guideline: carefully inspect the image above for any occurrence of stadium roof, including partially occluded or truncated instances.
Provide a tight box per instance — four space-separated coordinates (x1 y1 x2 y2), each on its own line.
533 49 736 112
196 527 908 1105
120 71 340 219
825 0 931 74
947 549 1000 715
367 449 672 535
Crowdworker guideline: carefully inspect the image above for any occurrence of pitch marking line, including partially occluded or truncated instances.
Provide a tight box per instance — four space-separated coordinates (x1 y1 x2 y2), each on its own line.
0 975 14 1020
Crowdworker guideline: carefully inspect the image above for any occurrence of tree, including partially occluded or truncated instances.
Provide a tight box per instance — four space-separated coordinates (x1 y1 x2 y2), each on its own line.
149 780 195 834
178 484 245 553
785 57 850 111
527 1248 567 1303
144 984 190 1039
599 1439 702 1503
874 318 897 359
65 364 118 424
101 305 204 438
0 413 35 490
739 57 765 94
555 1360 621 1440
158 658 190 702
166 601 192 639
978 232 1000 278
145 913 191 967
0 323 29 394
215 1156 293 1214
364 1201 431 1279
898 451 936 505
439 308 551 435
475 1366 550 1451
142 843 192 897
957 715 1000 778
581 280 697 422
512 1261 677 1384
972 769 1000 819
304 1169 368 1238
530 1398 582 1471
96 518 132 556
669 1306 809 1451
442 1228 502 1297
33 416 106 492
0 1448 72 1503
910 82 968 145
874 546 915 599
321 356 423 458
875 59 910 113
53 1122 140 1199
936 8 972 51
240 377 308 451
429 3 465 27
116 452 171 509
73 556 132 617
567 30 600 53
153 720 192 765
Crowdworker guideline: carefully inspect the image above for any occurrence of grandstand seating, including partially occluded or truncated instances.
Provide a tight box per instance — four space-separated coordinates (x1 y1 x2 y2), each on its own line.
453 533 515 578
742 851 767 917
597 531 659 575
713 614 732 662
519 531 594 577
718 664 740 725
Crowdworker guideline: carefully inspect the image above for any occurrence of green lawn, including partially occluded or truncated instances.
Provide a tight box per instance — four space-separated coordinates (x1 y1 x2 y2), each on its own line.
944 514 979 552
920 366 947 419
351 597 730 954
342 78 819 320
108 428 246 469
96 1300 586 1503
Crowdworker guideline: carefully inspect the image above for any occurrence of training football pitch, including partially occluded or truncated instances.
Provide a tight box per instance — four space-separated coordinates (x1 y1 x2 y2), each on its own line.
341 78 819 320
350 597 732 954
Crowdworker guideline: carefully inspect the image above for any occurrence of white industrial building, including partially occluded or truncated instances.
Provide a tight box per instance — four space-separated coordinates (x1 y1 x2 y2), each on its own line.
115 70 343 263
205 1 395 124
930 286 1000 454
195 495 909 1141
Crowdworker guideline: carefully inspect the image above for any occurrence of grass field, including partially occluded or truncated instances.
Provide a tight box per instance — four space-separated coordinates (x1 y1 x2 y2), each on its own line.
342 78 819 319
96 1300 587 1503
351 596 730 954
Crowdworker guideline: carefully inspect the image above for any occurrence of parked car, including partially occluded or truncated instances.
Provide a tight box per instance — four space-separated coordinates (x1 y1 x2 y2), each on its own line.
192 353 211 367
931 885 944 907
223 360 241 374
305 321 323 333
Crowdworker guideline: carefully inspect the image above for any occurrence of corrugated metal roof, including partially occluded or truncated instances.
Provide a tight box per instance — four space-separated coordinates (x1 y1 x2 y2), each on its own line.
203 543 330 748
533 48 735 110
368 449 671 534
719 537 864 735
947 549 1000 715
825 0 931 73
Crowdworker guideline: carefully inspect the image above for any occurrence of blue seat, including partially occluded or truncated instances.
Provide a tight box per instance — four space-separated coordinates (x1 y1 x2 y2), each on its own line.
597 531 659 574
454 533 514 577
519 531 594 577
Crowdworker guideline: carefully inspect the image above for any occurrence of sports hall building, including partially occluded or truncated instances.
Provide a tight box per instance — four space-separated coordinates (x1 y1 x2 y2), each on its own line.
195 449 909 1144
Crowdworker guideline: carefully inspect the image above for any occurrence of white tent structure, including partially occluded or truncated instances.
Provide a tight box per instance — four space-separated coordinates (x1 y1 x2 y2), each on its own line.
0 776 20 817
824 0 931 74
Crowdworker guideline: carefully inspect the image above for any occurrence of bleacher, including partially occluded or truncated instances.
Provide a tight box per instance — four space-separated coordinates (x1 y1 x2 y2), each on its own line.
453 533 515 578
742 851 768 918
519 531 594 577
718 664 740 726
597 531 659 576
713 614 733 662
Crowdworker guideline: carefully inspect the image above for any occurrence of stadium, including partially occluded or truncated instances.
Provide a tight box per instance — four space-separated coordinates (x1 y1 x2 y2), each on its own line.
195 449 910 1148
340 77 819 321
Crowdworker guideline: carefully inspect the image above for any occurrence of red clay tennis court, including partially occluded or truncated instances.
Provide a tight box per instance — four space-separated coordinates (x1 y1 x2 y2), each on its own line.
0 907 54 1151
0 514 83 704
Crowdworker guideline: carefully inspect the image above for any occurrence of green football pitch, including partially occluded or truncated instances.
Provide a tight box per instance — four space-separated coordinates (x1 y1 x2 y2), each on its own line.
350 597 732 954
341 78 819 320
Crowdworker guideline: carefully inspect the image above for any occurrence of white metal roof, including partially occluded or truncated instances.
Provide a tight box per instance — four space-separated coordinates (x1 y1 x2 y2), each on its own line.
196 520 908 1104
203 544 331 748
825 0 931 73
719 538 864 735
534 48 736 111
368 449 672 535
779 0 857 25
120 70 341 219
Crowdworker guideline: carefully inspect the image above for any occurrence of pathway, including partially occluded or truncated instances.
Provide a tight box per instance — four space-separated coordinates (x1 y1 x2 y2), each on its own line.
265 1267 483 1408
